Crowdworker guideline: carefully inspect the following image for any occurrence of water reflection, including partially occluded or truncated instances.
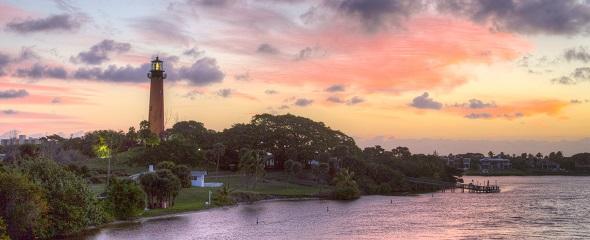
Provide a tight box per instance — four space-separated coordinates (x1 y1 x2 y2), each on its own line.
79 176 590 240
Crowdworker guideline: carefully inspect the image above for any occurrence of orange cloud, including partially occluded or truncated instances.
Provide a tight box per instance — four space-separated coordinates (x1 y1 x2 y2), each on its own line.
448 99 570 119
253 16 531 93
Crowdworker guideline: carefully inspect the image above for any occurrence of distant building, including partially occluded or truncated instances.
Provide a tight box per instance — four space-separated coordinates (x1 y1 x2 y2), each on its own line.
480 157 511 171
462 158 471 170
539 159 560 171
0 135 41 146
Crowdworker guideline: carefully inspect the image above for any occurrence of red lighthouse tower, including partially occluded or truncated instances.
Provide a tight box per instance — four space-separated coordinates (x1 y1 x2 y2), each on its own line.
148 57 166 135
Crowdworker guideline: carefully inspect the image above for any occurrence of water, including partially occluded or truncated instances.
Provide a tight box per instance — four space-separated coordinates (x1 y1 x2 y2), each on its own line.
80 176 590 239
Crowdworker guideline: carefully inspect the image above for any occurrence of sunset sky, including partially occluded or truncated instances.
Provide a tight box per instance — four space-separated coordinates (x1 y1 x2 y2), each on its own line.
1 0 589 154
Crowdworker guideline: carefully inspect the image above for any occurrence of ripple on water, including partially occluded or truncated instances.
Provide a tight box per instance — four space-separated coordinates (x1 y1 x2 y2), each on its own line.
77 176 590 240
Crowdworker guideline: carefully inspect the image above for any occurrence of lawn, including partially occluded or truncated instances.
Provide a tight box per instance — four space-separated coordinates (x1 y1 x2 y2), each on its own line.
212 175 329 196
141 187 216 217
140 174 331 218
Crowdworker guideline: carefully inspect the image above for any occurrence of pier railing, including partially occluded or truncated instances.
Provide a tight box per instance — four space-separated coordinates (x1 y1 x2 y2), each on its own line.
405 177 500 193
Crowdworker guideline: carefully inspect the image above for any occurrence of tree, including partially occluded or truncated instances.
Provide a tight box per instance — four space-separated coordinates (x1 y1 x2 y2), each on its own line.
157 161 176 171
125 126 139 149
21 159 107 237
238 149 265 188
212 143 225 174
173 164 192 188
222 114 359 170
392 146 411 159
138 120 159 146
488 151 494 158
106 179 146 220
284 159 302 179
137 138 203 167
0 171 49 240
332 168 360 200
140 169 181 208
166 121 218 149
155 161 191 188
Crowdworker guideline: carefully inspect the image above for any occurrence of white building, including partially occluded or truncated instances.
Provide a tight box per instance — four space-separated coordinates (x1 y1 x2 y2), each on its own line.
462 158 471 170
191 171 207 187
0 135 41 146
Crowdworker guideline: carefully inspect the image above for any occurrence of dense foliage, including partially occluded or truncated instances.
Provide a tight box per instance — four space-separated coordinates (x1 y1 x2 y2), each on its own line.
332 169 361 200
21 159 109 237
106 179 146 220
0 171 49 239
156 161 192 188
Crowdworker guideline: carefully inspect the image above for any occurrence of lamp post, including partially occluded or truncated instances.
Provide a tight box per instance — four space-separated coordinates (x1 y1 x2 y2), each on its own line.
95 136 112 188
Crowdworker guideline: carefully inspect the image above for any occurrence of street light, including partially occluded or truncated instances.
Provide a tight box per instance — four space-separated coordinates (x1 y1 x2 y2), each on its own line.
95 136 112 188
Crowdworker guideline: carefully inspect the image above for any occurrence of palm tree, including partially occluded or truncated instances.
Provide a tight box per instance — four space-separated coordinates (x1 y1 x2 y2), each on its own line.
239 149 265 188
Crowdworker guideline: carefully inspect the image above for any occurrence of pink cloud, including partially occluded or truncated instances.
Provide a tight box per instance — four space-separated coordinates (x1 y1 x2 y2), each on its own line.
0 3 31 24
249 16 532 93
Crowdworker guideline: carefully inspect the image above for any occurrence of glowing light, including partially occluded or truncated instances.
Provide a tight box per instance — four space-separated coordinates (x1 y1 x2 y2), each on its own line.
94 136 111 159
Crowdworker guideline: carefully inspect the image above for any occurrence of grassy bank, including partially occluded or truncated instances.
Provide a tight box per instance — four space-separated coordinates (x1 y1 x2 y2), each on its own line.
138 175 329 218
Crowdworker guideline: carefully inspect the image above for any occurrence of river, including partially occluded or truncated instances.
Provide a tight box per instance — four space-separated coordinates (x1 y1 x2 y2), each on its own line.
79 176 590 239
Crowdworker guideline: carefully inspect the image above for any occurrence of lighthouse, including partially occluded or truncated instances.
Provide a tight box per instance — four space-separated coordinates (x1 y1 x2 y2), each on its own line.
148 57 166 135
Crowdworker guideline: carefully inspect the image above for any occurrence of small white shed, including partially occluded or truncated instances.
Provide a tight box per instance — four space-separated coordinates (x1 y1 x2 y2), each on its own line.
191 171 207 187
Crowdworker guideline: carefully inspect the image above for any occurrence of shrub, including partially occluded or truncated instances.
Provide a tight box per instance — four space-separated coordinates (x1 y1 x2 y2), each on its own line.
140 169 181 209
332 169 360 200
106 179 146 220
21 159 108 237
213 184 235 206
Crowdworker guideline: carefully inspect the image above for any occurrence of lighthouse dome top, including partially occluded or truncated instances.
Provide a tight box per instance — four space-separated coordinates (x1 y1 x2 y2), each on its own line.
151 56 164 72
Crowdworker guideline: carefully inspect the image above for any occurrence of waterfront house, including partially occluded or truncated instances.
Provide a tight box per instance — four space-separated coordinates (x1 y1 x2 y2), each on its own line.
539 159 560 171
462 158 471 170
480 157 511 171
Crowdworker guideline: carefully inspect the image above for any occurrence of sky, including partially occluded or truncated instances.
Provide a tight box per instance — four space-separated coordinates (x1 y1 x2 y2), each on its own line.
0 0 589 155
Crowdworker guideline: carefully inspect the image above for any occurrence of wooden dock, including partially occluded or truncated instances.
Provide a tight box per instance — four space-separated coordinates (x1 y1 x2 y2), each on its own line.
405 177 500 193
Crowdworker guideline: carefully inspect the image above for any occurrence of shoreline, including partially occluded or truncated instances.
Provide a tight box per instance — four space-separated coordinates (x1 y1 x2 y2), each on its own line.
68 195 325 238
70 191 419 238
